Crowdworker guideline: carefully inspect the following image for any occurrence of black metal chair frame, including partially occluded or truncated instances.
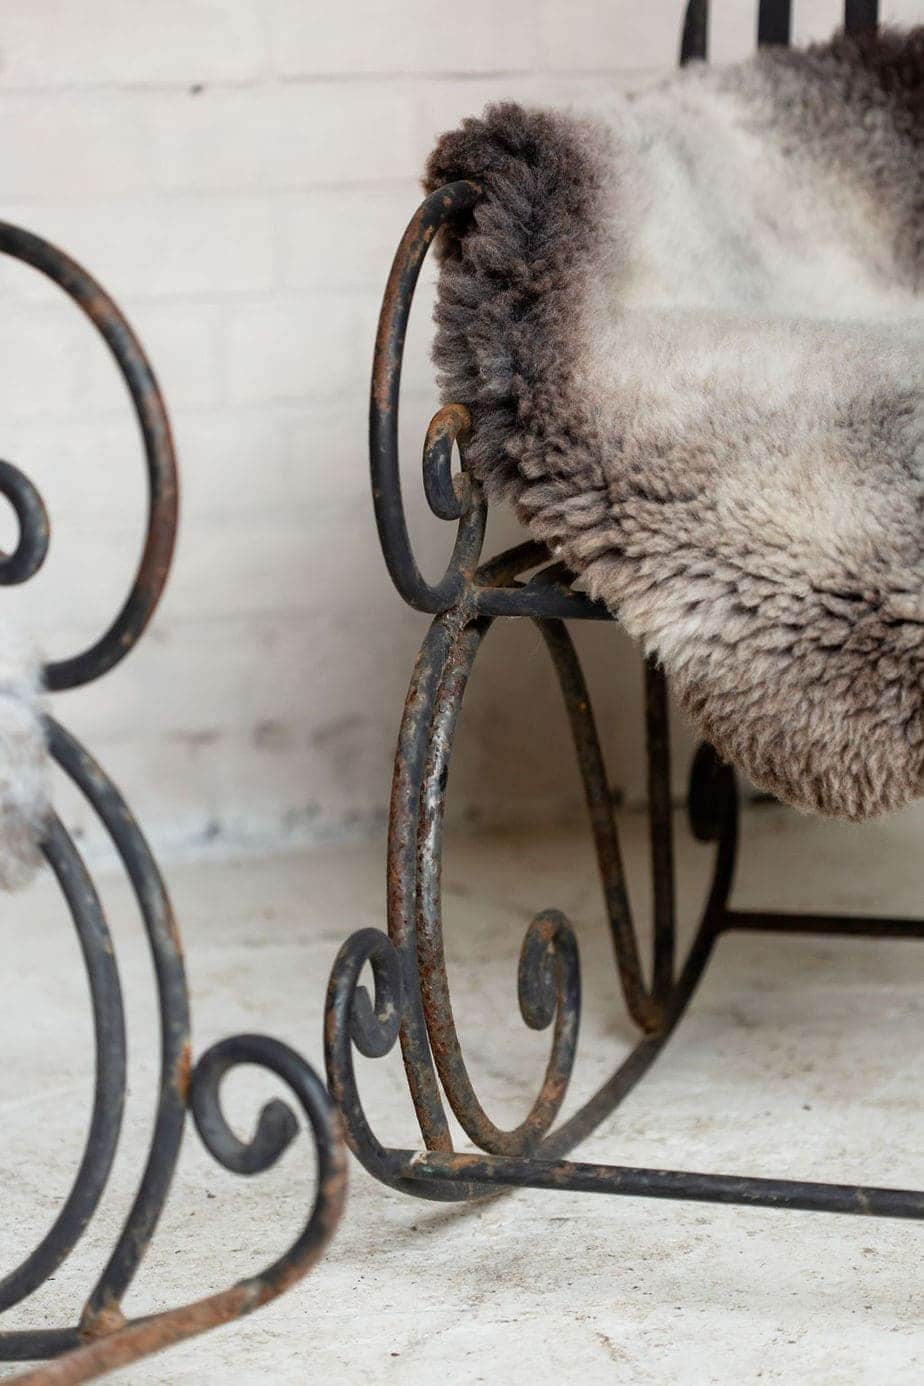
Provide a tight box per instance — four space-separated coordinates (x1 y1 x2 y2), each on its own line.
324 0 924 1223
0 230 345 1384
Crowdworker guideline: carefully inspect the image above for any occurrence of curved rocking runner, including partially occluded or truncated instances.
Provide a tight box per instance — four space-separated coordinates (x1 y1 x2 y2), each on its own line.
0 230 345 1382
326 0 924 1222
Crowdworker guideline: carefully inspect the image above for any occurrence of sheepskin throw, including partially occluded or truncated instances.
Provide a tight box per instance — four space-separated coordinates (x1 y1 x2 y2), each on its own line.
427 28 923 821
0 622 48 890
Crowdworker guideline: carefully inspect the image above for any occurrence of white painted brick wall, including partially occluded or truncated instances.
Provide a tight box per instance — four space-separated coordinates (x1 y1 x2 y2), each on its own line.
0 0 916 860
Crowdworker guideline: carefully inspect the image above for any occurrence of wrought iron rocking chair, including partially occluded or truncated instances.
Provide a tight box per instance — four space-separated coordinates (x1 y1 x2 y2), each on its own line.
325 0 924 1222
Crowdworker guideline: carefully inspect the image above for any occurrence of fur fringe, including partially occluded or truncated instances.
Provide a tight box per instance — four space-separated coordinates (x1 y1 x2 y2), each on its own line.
0 619 48 889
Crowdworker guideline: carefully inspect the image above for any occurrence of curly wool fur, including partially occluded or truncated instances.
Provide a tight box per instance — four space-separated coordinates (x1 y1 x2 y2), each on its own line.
0 619 48 888
427 28 924 821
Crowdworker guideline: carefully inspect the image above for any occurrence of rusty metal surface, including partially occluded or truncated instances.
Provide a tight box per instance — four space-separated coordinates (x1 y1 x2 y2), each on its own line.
399 1151 924 1219
538 620 657 1031
415 614 581 1154
325 592 741 1195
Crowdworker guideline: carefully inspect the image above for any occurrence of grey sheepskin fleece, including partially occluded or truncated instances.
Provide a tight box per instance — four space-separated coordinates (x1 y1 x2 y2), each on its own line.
426 28 924 821
0 621 48 890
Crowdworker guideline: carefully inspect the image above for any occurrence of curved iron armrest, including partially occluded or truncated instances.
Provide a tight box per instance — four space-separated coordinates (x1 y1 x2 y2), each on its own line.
0 229 346 1384
369 181 612 625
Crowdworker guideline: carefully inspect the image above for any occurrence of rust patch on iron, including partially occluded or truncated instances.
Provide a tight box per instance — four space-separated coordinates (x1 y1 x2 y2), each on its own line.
173 1041 193 1101
79 1296 126 1341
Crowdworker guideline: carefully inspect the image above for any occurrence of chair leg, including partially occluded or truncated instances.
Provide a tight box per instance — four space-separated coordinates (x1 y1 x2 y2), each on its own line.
325 607 924 1221
0 727 346 1380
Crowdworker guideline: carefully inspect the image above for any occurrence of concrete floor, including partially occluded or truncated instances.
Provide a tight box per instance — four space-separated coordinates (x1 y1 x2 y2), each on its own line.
1 801 922 1384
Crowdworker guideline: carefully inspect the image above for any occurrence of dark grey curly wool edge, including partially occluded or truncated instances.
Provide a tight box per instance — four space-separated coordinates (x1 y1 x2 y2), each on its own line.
426 29 924 822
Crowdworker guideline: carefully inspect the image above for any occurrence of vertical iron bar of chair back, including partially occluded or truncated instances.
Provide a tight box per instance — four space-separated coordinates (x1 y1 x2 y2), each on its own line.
844 0 879 32
680 0 708 64
687 0 879 69
758 0 792 46
645 661 676 1003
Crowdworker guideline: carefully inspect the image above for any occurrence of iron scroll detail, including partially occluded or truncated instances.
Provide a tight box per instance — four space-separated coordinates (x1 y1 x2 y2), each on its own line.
0 227 346 1382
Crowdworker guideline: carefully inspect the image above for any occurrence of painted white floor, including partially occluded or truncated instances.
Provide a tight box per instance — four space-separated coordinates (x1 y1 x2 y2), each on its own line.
2 801 922 1384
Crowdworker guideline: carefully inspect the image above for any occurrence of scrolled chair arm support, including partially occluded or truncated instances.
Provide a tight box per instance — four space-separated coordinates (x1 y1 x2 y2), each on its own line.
324 926 410 1186
421 907 582 1157
0 220 178 691
370 181 488 613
